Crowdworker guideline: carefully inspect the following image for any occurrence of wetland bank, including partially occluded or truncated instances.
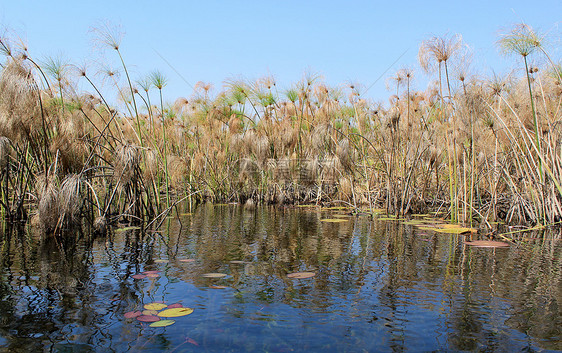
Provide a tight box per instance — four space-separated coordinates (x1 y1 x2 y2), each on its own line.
0 21 561 351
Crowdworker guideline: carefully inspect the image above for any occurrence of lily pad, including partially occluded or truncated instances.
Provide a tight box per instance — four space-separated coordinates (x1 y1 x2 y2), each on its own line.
146 273 160 278
201 273 227 278
433 227 476 234
167 303 183 309
465 240 509 248
320 218 347 223
157 307 194 317
210 285 228 289
142 310 158 316
154 259 168 263
179 259 196 263
287 272 316 279
144 303 168 311
137 315 160 322
143 270 160 275
131 274 146 279
149 319 175 327
124 311 142 319
115 226 141 233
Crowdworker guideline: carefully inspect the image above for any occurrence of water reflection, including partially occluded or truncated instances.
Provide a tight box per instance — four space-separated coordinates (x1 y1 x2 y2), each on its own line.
0 205 560 352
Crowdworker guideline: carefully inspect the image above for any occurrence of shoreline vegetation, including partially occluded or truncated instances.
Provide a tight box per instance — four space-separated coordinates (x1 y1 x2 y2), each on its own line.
0 23 561 237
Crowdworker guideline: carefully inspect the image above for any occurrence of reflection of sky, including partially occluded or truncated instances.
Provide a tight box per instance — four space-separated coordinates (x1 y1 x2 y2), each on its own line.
0 205 560 351
1 1 560 107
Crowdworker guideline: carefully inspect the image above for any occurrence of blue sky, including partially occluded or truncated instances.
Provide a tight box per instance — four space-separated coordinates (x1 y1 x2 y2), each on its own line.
1 1 560 105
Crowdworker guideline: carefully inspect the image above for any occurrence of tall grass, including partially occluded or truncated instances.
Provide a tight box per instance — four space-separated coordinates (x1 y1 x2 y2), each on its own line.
0 22 560 236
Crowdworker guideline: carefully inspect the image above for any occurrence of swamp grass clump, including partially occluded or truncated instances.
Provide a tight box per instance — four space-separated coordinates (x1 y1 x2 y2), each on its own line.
0 22 561 237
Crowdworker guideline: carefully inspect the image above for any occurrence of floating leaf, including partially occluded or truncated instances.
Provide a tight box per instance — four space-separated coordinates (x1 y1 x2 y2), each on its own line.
124 311 142 319
201 273 227 278
320 218 347 223
131 274 146 279
142 310 158 316
325 206 349 210
464 240 509 248
149 319 175 327
146 273 160 278
167 303 183 309
210 285 228 289
143 270 160 275
158 307 194 317
229 260 248 264
144 303 168 311
179 259 196 263
297 205 316 208
434 227 476 234
287 272 316 279
154 259 168 263
115 226 141 233
137 315 160 322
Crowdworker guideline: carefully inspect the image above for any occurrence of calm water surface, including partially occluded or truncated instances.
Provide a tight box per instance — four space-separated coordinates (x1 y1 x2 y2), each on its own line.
0 204 560 352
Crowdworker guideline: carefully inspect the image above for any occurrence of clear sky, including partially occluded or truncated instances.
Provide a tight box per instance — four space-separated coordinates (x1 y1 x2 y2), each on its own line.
1 1 560 105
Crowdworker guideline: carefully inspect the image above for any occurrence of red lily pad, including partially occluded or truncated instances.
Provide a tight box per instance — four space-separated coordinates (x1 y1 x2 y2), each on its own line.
137 315 160 322
143 270 160 275
132 274 146 279
287 272 316 279
146 273 160 278
464 240 510 248
167 303 183 309
124 311 142 319
210 285 228 289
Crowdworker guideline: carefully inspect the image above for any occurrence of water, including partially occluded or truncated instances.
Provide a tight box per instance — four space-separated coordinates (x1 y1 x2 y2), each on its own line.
0 204 560 352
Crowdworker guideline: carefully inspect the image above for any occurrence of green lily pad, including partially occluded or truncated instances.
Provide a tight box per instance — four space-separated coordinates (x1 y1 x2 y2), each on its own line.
149 319 175 327
320 218 347 223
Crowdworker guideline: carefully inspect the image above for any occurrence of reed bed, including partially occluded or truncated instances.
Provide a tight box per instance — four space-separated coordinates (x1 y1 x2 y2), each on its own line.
0 23 560 235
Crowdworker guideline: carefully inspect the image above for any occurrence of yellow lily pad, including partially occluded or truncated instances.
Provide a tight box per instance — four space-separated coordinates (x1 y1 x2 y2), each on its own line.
149 319 176 327
433 227 476 234
144 303 168 311
142 310 158 316
157 307 194 317
320 218 347 223
115 226 142 233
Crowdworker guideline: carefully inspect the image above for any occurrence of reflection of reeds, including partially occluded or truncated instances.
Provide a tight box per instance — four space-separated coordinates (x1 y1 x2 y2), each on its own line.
0 23 561 235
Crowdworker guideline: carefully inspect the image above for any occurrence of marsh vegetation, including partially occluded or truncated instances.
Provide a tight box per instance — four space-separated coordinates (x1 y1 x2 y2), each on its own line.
0 23 561 237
